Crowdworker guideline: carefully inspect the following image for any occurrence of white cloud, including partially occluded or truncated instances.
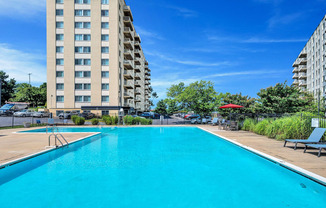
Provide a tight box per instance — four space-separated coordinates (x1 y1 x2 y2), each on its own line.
134 26 165 40
208 35 307 43
166 5 198 18
0 44 46 84
0 0 45 18
268 12 305 28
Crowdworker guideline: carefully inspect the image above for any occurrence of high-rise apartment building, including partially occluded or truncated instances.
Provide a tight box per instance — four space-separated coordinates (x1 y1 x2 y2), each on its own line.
47 0 151 117
292 15 326 97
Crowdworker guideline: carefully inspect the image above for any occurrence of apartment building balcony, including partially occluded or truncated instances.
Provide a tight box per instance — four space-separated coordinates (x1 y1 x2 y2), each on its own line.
135 89 141 95
298 65 307 72
293 80 299 85
298 73 307 80
299 80 307 86
135 96 141 103
134 33 141 42
292 60 299 67
134 66 141 72
123 16 132 27
292 73 298 79
134 49 141 58
124 38 133 49
124 49 133 60
299 57 307 65
292 67 299 73
123 92 133 99
145 81 150 85
124 27 133 38
134 57 141 65
123 70 133 79
145 76 150 80
135 81 142 87
134 73 141 80
123 60 133 69
123 5 133 21
145 61 148 65
145 71 151 76
124 80 134 89
299 51 307 58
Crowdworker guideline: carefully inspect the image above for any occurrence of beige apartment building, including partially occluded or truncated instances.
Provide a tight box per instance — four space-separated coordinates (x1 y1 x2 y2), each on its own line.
47 0 151 117
292 15 326 97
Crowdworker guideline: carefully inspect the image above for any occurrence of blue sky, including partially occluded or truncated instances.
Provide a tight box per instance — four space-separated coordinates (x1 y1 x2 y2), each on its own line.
0 0 325 100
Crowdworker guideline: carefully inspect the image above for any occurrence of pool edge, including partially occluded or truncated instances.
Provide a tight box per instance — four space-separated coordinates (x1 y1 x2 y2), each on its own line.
197 126 326 186
0 132 101 170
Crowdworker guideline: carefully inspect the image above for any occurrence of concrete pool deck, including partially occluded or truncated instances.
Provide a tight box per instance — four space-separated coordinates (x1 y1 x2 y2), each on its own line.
0 126 325 179
200 125 326 178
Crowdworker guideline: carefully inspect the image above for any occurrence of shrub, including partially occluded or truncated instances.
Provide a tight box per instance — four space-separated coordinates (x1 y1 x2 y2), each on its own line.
123 115 134 125
134 117 141 125
103 116 112 125
73 116 85 125
91 118 99 125
71 115 78 123
253 119 271 135
242 118 256 131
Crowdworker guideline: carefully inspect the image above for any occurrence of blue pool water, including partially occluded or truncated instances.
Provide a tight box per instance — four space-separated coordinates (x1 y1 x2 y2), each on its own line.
1 127 326 207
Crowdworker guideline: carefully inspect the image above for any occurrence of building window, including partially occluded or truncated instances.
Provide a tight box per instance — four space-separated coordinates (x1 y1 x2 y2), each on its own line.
75 96 83 102
102 96 109 102
56 0 64 3
101 0 109 4
75 10 90 17
75 0 90 4
102 84 109 90
75 71 91 78
101 47 109 53
101 10 109 16
56 83 64 90
84 96 91 102
101 59 109 66
84 84 91 90
102 110 109 116
56 9 64 16
56 22 64 29
75 34 91 41
101 22 109 29
84 71 91 77
56 34 64 41
101 71 109 78
56 59 64 65
75 84 83 90
75 22 91 29
56 46 64 53
75 47 91 53
101 35 109 41
56 71 64 77
75 59 91 65
56 96 64 102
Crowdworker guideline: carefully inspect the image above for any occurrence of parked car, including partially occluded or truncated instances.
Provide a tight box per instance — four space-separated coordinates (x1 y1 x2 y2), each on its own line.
187 114 200 120
13 109 35 117
140 112 152 118
71 110 80 116
58 111 72 119
78 112 95 120
32 111 50 118
0 110 14 117
191 117 202 124
202 116 212 124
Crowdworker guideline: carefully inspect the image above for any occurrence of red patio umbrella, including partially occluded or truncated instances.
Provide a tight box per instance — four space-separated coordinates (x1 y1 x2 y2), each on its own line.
219 104 244 109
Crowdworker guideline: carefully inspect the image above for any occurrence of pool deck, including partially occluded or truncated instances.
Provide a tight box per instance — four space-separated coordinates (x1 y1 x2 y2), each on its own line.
0 126 325 179
0 127 94 165
200 125 326 178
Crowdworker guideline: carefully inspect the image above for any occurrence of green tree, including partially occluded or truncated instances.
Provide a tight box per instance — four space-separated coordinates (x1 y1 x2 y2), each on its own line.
0 71 16 105
167 82 185 98
219 93 256 117
155 99 167 115
177 81 217 116
11 83 47 107
165 98 179 115
255 82 315 114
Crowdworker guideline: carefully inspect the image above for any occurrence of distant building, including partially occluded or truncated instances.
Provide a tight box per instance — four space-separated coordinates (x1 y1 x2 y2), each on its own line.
47 0 151 117
292 15 326 97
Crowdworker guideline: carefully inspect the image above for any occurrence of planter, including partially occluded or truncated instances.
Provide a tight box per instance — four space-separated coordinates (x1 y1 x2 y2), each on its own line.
23 122 31 128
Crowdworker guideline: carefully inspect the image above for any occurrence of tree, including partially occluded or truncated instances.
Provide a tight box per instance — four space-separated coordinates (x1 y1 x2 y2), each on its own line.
0 71 16 105
255 82 315 114
167 82 185 98
11 82 47 107
165 98 179 115
219 93 256 117
155 99 167 115
148 86 158 107
177 81 218 116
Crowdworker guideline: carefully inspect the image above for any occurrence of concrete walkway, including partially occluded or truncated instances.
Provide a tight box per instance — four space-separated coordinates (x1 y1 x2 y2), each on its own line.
200 125 326 178
0 128 94 164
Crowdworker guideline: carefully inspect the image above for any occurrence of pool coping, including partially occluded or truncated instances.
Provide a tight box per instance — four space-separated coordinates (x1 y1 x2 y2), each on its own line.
198 126 326 186
0 132 101 170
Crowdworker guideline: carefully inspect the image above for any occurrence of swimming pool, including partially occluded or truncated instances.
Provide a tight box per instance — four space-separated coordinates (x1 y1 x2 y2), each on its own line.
1 127 326 207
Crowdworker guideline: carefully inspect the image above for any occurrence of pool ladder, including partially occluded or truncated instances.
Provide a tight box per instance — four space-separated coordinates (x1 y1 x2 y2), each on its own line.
46 126 69 148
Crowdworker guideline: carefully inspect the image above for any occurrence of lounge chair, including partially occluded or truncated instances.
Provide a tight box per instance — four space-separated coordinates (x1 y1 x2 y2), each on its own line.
211 118 218 126
304 144 326 157
283 128 326 150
